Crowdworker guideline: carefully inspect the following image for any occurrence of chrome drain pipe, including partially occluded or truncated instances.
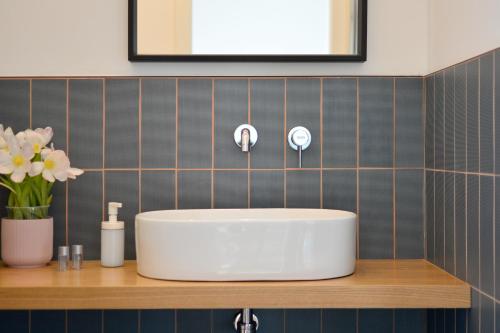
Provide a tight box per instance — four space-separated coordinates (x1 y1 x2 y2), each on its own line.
233 308 259 333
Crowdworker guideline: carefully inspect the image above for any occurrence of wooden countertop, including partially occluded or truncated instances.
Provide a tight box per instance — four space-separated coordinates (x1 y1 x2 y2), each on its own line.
0 260 470 309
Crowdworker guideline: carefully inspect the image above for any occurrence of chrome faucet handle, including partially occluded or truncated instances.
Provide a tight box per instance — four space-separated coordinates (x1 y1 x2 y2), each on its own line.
288 126 311 168
234 124 258 152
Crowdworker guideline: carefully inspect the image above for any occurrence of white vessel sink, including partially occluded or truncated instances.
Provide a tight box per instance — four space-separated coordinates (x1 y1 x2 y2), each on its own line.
135 208 356 281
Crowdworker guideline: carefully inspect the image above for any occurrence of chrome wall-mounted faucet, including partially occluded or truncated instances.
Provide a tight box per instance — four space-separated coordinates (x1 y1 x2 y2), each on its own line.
288 126 311 168
234 124 258 152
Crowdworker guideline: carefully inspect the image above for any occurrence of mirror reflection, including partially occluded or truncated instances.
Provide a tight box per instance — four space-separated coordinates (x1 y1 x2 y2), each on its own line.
135 0 361 56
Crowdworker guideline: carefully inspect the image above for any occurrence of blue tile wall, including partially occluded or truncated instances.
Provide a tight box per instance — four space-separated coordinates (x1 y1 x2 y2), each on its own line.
0 72 428 333
425 48 500 333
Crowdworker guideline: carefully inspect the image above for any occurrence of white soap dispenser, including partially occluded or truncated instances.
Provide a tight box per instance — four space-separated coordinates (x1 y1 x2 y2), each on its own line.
101 202 125 267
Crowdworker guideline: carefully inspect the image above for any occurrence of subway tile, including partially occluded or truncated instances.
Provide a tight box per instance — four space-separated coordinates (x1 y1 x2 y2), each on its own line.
479 176 494 295
69 79 103 168
444 309 455 333
323 78 357 167
68 310 102 333
396 78 423 167
427 310 435 333
359 78 393 167
43 97 68 262
141 79 176 168
252 309 283 333
178 79 212 168
395 309 426 333
213 310 237 333
177 310 211 333
214 171 248 208
250 171 284 208
0 311 29 333
359 170 393 259
250 79 285 169
105 79 139 168
467 60 479 172
32 79 67 151
0 80 30 131
467 175 480 288
497 176 500 300
286 79 321 168
435 72 445 170
285 309 320 333
444 172 455 273
396 170 423 259
455 64 467 171
359 309 392 333
435 309 444 333
51 182 66 259
177 171 211 209
322 309 356 333
323 170 357 213
105 171 139 260
68 171 103 260
434 172 444 268
285 170 320 208
141 170 175 212
455 173 466 281
444 69 454 170
103 310 138 333
496 50 500 174
425 76 435 169
214 79 248 168
468 290 480 333
426 171 435 262
479 53 494 173
31 310 65 333
480 295 494 333
140 310 175 333
455 309 466 333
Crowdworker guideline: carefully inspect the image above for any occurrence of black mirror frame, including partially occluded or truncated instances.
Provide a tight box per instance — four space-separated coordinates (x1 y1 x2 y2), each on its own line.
128 0 367 62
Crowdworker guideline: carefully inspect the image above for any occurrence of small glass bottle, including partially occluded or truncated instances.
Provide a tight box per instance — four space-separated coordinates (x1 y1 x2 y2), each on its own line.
72 245 83 270
58 246 69 272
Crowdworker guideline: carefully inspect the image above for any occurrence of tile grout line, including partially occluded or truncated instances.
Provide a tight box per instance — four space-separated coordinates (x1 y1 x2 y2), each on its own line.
465 64 469 285
392 77 397 259
65 79 70 246
423 77 427 260
211 79 215 209
356 78 360 259
138 78 142 213
453 66 457 277
478 57 482 333
284 79 287 208
433 74 436 264
175 78 179 210
493 50 496 332
29 79 32 128
77 166 425 172
102 78 106 221
320 78 324 209
248 78 251 208
443 71 447 270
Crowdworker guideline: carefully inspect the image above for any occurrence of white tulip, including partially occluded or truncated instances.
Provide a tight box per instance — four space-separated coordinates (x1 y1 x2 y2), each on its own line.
30 150 83 182
0 128 34 183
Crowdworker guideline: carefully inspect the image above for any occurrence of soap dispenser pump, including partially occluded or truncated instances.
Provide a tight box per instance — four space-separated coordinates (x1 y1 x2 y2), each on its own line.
101 202 124 267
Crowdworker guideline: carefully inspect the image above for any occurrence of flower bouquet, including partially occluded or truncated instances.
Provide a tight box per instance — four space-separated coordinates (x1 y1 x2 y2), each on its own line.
0 125 83 267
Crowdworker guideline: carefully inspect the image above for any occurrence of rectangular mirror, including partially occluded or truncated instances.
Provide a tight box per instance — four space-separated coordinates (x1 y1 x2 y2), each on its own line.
129 0 367 62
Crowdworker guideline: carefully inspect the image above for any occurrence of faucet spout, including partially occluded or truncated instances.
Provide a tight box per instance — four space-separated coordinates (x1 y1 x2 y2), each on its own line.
241 128 250 152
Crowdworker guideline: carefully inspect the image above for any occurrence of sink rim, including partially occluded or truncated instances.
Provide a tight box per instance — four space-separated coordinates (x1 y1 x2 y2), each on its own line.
136 208 357 223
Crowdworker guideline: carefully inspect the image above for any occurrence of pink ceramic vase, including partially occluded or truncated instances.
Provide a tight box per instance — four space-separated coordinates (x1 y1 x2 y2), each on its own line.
1 217 53 268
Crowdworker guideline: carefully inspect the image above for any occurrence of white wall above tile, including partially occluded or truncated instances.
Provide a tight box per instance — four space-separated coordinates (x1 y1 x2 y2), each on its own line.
0 0 428 76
